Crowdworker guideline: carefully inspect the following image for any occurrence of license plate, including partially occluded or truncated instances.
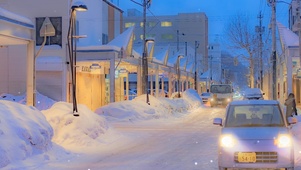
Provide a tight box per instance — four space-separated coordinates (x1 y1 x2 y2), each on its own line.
238 152 256 163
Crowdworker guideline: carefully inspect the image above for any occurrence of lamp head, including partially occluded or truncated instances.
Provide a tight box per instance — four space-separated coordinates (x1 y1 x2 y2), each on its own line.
145 38 155 43
178 54 184 59
72 1 88 11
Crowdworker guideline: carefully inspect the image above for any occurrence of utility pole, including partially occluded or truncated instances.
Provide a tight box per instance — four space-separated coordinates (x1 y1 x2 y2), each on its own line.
297 0 301 74
256 11 264 90
177 30 179 51
268 0 277 100
131 0 151 104
210 55 213 83
177 30 185 52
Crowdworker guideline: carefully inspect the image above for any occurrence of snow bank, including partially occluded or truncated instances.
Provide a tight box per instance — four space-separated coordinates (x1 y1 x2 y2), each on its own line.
42 102 108 148
0 92 56 111
182 89 203 108
0 100 53 168
95 89 202 121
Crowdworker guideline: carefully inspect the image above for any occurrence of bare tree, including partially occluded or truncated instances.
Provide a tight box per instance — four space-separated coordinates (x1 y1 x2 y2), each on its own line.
224 13 258 88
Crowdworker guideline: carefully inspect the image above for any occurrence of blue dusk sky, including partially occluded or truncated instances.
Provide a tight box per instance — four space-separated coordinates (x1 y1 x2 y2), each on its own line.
116 0 291 43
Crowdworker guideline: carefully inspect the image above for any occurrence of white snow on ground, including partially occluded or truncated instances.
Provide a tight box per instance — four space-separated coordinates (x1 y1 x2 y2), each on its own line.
0 89 300 169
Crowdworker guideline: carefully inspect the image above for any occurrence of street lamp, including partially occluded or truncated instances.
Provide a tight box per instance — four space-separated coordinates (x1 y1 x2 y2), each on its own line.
67 1 88 116
177 55 184 98
144 38 155 105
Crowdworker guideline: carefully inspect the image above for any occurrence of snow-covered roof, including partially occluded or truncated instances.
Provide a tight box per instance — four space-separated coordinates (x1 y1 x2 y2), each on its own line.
277 22 299 48
155 46 169 65
108 26 134 57
167 52 185 68
152 45 169 65
199 69 219 82
0 7 33 28
77 45 120 52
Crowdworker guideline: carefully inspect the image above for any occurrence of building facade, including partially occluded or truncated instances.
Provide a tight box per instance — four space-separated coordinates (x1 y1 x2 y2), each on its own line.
0 0 123 110
123 11 209 73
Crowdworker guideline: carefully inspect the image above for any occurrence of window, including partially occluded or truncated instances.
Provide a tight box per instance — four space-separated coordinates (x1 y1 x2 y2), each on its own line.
161 21 172 27
146 34 156 39
148 22 156 27
125 22 135 28
36 17 62 47
161 34 173 40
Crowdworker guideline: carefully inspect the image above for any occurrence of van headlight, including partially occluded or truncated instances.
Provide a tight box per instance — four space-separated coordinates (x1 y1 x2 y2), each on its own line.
226 98 231 102
220 135 235 148
274 134 292 148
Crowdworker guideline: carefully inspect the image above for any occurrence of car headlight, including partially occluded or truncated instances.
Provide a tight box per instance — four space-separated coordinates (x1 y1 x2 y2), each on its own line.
226 98 231 102
274 134 292 148
220 135 235 148
210 98 214 101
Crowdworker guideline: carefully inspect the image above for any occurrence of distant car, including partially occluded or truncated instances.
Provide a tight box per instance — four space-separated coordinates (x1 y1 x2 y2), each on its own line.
243 88 265 100
124 90 137 100
213 100 297 170
148 89 168 97
200 92 212 103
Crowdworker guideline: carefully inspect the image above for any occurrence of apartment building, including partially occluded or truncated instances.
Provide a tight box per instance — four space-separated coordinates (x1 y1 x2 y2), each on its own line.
123 10 209 73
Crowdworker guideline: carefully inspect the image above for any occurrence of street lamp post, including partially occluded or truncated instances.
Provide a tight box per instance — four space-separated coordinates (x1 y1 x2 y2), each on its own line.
144 38 154 105
67 1 88 116
177 55 184 97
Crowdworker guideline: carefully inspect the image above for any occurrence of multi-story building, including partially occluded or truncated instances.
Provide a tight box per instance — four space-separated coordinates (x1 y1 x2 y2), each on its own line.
123 10 209 73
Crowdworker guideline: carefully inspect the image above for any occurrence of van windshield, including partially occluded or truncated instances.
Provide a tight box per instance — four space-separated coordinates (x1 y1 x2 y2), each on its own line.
210 85 232 93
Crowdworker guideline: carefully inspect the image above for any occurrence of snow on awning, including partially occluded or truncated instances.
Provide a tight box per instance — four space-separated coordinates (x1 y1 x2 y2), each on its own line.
108 26 134 58
0 7 34 45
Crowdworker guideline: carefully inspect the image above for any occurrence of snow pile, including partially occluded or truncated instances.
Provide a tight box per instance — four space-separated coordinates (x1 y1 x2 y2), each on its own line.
182 89 203 108
95 89 202 121
0 100 53 168
0 92 56 111
42 102 108 148
0 90 203 168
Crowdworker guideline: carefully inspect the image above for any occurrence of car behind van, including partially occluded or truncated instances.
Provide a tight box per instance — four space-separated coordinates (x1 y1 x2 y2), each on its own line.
243 88 265 100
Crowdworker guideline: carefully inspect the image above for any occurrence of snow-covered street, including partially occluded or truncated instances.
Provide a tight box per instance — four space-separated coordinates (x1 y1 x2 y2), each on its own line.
1 90 301 170
65 107 224 170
